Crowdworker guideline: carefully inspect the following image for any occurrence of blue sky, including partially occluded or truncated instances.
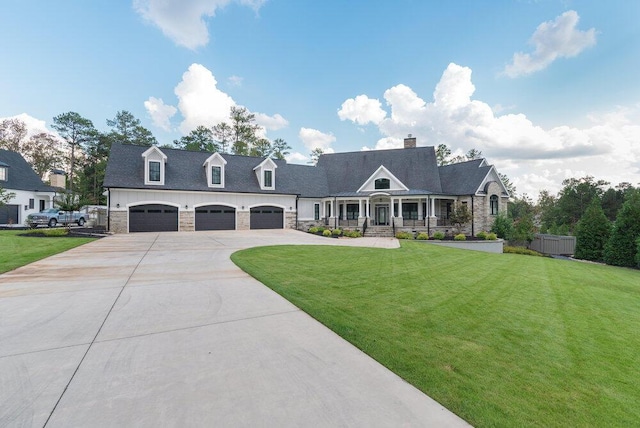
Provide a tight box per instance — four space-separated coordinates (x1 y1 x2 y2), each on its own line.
2 0 639 196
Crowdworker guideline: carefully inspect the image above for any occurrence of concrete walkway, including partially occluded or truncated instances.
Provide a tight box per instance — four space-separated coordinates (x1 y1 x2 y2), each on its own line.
0 230 470 427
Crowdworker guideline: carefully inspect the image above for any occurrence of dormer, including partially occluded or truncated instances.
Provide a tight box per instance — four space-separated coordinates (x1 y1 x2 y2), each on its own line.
253 157 277 190
357 165 408 192
203 152 227 188
142 146 167 186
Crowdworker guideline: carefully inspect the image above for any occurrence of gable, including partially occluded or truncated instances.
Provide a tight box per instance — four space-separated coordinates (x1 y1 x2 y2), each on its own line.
357 165 409 192
476 166 510 197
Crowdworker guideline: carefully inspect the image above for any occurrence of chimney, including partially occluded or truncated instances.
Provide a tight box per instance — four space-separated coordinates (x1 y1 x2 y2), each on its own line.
49 169 66 189
404 134 416 149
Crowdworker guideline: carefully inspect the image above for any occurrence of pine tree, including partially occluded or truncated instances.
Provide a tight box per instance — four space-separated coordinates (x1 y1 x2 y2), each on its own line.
603 190 640 267
574 198 611 262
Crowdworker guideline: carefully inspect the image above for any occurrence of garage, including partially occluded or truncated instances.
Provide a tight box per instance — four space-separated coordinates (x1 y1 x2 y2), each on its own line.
195 205 236 231
129 204 178 232
0 204 19 224
250 206 284 229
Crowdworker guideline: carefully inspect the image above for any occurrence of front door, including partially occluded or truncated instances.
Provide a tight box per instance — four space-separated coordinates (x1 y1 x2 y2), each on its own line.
375 205 389 225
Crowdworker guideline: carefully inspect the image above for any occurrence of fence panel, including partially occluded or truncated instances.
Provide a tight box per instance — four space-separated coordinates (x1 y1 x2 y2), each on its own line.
528 234 576 255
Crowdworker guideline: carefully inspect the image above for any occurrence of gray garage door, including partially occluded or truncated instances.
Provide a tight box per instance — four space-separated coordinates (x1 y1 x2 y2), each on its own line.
0 204 19 224
250 206 284 229
129 204 178 232
195 205 235 231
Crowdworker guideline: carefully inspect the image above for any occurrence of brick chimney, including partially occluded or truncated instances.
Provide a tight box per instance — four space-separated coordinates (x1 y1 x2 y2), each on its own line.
404 134 416 148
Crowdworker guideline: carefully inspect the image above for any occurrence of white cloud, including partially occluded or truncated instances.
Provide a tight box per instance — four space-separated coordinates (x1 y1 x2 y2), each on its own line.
340 63 640 196
144 97 177 131
337 95 386 125
254 113 288 131
228 75 244 87
299 127 336 152
504 10 597 78
173 63 236 134
285 151 309 164
134 0 265 50
4 113 51 137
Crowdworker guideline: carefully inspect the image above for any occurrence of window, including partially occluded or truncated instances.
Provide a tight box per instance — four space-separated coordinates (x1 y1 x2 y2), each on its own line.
346 204 359 220
0 167 6 181
402 203 418 220
29 199 34 209
149 161 161 182
211 166 221 185
314 203 320 220
490 195 499 215
264 170 273 188
374 178 390 190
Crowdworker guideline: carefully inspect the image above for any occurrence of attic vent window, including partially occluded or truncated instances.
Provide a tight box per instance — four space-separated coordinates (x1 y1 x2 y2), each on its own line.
374 178 390 190
0 167 6 181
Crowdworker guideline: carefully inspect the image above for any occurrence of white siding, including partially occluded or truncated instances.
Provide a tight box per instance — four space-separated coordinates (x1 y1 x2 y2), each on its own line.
2 189 55 225
298 198 322 220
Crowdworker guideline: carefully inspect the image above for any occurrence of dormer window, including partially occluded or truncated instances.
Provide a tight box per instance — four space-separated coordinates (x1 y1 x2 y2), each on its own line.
142 146 167 186
375 178 390 189
0 166 7 181
203 152 226 188
254 157 277 190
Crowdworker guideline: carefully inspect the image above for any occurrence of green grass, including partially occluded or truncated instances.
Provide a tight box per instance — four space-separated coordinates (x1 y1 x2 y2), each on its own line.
232 241 640 427
0 230 96 273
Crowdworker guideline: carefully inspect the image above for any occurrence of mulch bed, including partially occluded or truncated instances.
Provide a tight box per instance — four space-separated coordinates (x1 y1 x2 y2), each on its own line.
18 227 108 238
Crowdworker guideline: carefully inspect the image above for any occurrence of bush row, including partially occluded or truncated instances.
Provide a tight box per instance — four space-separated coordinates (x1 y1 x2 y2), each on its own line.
394 231 498 240
309 226 362 238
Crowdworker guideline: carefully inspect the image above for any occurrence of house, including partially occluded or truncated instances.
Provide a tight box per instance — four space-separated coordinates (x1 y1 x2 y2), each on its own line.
0 149 56 225
103 137 509 235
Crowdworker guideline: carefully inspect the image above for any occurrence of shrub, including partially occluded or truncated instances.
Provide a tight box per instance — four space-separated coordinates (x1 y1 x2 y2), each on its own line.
486 232 497 240
350 230 362 238
491 212 513 240
504 246 545 257
395 231 414 240
416 232 429 240
322 229 332 237
574 198 611 262
454 233 466 241
433 231 445 240
22 228 69 237
309 226 320 234
332 228 342 236
476 231 487 240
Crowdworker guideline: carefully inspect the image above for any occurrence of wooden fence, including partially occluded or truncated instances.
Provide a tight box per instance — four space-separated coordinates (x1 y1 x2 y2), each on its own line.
528 234 576 256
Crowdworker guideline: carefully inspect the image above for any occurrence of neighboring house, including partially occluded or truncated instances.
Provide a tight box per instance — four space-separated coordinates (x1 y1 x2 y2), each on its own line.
103 137 509 235
0 149 56 225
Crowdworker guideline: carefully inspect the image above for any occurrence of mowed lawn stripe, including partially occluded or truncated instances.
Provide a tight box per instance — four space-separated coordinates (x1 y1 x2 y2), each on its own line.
231 242 640 427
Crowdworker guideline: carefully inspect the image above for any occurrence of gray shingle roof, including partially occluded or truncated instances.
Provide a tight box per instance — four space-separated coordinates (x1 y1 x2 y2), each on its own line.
317 146 443 194
438 159 492 195
0 149 55 192
104 144 494 198
104 143 329 197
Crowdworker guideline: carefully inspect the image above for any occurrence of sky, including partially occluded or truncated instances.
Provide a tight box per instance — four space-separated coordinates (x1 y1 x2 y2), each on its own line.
1 0 639 197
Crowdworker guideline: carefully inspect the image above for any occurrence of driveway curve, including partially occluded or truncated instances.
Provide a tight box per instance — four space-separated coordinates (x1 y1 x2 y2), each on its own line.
0 230 469 427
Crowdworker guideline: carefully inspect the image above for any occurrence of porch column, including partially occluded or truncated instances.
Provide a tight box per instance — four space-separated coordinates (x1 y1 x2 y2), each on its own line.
390 198 395 218
366 199 370 218
359 199 364 218
398 198 403 218
418 200 423 218
431 198 436 217
341 201 347 220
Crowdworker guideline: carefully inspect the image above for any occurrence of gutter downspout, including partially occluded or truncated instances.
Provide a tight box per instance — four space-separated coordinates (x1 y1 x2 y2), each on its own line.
295 195 299 230
107 188 111 232
334 197 338 229
427 195 430 236
471 195 475 236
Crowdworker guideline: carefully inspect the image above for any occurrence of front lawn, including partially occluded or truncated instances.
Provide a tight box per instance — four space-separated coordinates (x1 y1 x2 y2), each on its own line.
0 230 96 273
232 241 640 427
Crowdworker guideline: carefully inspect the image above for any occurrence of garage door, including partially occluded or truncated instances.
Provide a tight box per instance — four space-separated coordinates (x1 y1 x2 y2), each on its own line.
195 205 235 231
250 206 284 229
0 204 19 224
129 204 178 232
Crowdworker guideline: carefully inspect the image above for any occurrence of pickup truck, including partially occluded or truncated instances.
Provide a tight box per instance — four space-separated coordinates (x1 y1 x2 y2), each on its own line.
27 208 86 228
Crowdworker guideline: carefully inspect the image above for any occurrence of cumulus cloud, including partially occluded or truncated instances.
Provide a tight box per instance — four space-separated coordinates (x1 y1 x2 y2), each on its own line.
4 113 51 137
504 10 596 77
134 0 265 50
144 97 177 131
285 151 309 164
340 63 640 195
254 113 288 131
227 75 243 87
338 95 386 125
299 127 336 152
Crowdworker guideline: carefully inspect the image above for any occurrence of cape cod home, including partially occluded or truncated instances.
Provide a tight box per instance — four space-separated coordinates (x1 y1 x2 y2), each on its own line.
104 137 509 235
0 149 56 225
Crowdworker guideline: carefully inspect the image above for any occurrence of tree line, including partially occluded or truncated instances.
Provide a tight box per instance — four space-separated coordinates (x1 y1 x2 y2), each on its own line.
0 107 291 205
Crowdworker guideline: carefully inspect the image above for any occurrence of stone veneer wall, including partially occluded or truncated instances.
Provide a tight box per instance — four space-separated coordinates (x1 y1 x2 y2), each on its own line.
285 212 297 229
297 220 324 231
180 211 194 232
109 211 127 234
237 211 250 230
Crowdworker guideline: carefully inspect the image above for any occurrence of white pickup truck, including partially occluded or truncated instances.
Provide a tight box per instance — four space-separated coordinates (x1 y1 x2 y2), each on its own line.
27 208 86 228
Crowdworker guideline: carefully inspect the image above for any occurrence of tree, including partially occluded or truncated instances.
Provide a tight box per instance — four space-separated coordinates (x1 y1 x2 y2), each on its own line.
52 112 98 193
212 122 233 153
0 118 27 152
77 133 110 204
174 126 219 152
603 189 640 267
54 191 84 230
0 187 16 206
309 147 324 165
574 198 612 262
537 189 558 233
250 138 272 157
511 214 535 245
601 182 634 222
465 148 483 160
449 203 472 234
271 138 291 160
22 132 64 179
491 212 514 240
435 144 452 166
106 110 156 146
499 173 517 198
554 176 608 232
230 106 261 155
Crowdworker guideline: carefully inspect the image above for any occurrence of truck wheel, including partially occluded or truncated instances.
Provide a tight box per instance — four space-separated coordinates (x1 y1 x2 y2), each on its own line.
77 218 85 227
48 218 57 228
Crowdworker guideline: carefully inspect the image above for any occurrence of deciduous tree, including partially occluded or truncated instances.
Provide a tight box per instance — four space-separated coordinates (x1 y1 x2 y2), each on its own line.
22 132 64 178
0 118 27 152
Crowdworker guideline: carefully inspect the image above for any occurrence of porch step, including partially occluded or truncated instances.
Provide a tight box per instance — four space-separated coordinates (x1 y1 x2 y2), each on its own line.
364 226 394 238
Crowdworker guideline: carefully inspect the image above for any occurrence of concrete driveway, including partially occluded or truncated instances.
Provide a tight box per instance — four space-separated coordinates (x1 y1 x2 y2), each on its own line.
0 230 469 427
